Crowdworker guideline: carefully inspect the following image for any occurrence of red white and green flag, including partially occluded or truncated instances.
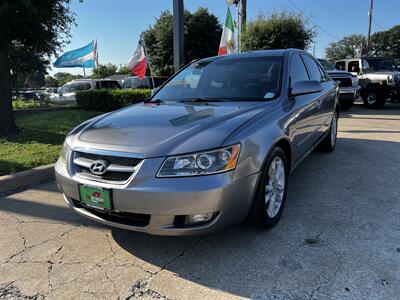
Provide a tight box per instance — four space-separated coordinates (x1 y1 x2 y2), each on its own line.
127 40 147 79
218 6 236 56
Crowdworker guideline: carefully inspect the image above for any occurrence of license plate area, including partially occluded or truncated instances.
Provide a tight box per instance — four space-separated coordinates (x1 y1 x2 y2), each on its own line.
78 184 112 211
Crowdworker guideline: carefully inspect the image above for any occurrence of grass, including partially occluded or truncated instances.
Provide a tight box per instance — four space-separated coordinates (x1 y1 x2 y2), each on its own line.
0 109 102 176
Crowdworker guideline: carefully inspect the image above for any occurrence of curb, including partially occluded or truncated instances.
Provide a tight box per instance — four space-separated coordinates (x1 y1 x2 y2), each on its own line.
0 164 55 196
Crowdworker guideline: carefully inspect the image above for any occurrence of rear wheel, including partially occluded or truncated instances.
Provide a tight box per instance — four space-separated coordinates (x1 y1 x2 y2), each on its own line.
319 110 338 152
362 90 386 109
247 147 288 229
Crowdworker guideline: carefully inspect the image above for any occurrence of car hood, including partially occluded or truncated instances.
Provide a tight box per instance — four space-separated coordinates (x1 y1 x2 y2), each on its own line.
67 101 273 157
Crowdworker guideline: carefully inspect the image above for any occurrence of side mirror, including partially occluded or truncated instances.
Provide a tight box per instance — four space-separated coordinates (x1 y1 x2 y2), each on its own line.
151 87 160 96
290 80 322 96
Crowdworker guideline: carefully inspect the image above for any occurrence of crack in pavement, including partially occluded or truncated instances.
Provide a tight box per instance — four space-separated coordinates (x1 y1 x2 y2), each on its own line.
4 225 80 264
125 236 205 299
0 282 45 300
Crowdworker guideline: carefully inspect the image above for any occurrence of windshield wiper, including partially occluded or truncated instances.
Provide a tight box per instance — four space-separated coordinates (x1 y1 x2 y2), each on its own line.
149 99 166 104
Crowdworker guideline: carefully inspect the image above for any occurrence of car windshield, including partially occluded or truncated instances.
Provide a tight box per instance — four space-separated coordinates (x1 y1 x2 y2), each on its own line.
318 59 336 71
365 58 398 71
154 56 283 102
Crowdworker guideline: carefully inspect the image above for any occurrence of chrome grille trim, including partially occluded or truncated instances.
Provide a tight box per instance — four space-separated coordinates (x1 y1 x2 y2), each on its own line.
71 148 143 184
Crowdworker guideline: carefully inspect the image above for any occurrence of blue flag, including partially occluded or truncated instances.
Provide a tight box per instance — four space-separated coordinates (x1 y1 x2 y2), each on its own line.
53 41 97 68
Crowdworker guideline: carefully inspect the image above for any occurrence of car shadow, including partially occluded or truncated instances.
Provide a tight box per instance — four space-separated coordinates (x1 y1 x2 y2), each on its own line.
110 136 400 298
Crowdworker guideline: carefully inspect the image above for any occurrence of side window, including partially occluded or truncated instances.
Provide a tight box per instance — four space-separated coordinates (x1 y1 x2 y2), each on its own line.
317 64 328 83
348 61 360 73
290 54 309 88
301 55 322 82
335 61 345 71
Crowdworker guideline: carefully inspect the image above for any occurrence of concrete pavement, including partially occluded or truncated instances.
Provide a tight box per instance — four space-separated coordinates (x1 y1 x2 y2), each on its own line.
1 103 399 299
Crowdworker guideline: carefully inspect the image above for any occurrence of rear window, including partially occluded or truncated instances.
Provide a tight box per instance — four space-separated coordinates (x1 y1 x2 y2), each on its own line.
123 77 151 89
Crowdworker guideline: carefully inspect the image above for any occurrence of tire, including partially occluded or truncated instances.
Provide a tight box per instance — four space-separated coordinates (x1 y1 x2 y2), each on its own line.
340 102 353 110
247 147 288 229
362 89 386 109
319 110 338 152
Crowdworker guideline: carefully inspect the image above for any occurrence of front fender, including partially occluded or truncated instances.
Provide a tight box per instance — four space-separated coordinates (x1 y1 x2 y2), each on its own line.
223 106 291 183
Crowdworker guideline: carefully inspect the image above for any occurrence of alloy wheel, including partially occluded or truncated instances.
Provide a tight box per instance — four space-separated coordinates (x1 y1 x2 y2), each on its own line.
265 156 285 218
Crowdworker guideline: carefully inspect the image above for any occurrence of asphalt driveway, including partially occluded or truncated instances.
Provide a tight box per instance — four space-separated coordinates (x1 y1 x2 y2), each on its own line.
1 103 399 300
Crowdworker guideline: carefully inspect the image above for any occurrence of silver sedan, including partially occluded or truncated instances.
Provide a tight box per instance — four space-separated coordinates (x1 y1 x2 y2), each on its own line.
55 49 339 235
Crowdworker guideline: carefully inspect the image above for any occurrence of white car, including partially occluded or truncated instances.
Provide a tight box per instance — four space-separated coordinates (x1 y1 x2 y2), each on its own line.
50 79 121 103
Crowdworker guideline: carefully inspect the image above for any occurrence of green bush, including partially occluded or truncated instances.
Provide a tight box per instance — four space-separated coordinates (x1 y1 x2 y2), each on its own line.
76 89 152 112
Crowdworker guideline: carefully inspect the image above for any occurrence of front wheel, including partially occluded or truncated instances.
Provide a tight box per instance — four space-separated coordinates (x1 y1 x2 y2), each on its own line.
319 111 338 152
362 90 386 109
247 147 288 229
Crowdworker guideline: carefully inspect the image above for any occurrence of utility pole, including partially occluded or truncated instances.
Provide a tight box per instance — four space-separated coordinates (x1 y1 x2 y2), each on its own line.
241 0 246 30
367 0 373 55
173 0 184 73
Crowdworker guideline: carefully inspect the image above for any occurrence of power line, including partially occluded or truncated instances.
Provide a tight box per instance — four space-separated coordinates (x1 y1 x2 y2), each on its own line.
287 0 341 41
372 18 385 31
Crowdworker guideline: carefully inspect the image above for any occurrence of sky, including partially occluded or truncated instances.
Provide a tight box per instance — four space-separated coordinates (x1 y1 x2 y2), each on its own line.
48 0 400 76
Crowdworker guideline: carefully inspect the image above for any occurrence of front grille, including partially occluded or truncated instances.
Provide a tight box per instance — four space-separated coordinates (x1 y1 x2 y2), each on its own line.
330 76 352 87
81 168 133 182
72 199 150 227
78 152 142 167
72 150 143 184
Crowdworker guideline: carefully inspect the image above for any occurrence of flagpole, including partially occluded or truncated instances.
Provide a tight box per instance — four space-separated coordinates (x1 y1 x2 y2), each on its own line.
140 34 155 88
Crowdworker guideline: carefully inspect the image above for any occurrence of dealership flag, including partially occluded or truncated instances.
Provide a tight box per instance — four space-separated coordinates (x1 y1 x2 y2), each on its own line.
53 41 97 68
218 6 236 56
127 40 147 79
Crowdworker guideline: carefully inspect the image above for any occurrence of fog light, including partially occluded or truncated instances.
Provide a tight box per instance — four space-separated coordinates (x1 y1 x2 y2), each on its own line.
189 213 213 223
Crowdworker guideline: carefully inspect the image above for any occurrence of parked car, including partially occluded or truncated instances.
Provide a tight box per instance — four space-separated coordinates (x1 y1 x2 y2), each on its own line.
335 57 400 108
122 76 167 89
55 49 339 236
50 79 121 103
18 91 41 101
318 59 360 110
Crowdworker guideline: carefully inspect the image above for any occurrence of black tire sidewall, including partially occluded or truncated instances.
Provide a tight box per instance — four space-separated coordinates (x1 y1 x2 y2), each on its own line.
250 147 288 228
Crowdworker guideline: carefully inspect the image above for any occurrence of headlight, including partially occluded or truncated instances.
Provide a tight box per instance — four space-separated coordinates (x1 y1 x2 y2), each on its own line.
59 141 71 163
157 144 241 177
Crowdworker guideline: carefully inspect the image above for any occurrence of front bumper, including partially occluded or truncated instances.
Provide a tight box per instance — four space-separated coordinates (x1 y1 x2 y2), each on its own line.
55 158 258 236
338 85 360 103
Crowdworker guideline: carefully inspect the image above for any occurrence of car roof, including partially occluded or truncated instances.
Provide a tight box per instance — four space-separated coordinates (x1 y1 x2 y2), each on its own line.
197 48 308 62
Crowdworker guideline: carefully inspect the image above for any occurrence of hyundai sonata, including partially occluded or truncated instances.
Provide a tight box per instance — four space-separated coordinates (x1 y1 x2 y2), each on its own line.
55 49 339 235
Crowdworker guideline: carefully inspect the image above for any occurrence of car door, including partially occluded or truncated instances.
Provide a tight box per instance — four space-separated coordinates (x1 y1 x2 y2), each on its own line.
288 53 322 163
301 54 336 138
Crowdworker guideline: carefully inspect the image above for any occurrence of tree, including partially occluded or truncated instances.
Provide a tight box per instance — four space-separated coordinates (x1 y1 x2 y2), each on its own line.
0 0 75 136
45 76 59 87
142 8 222 77
116 65 131 74
325 34 367 62
9 44 49 92
91 63 118 79
371 25 400 58
241 12 315 52
54 72 82 87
